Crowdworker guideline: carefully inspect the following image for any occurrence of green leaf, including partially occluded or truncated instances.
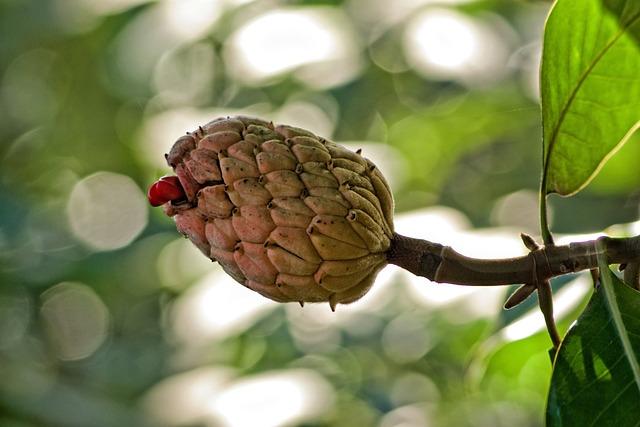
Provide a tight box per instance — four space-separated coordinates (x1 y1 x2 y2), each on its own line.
546 267 640 426
541 0 640 197
588 132 640 194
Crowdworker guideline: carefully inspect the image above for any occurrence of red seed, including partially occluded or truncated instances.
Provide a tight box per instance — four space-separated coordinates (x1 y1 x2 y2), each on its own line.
148 175 186 206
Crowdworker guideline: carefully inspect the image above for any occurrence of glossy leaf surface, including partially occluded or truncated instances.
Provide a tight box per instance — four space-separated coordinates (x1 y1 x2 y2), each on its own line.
541 0 640 196
547 265 640 426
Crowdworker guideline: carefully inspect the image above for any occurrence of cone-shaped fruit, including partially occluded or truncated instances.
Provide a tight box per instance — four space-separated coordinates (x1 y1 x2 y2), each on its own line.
151 116 394 309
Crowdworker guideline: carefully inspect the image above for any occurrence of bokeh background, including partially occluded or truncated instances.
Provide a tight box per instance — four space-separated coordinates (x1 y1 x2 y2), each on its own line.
1 0 639 426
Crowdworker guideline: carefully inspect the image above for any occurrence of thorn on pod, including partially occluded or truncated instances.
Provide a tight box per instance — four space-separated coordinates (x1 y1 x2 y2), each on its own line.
298 301 304 307
356 148 362 155
329 295 337 312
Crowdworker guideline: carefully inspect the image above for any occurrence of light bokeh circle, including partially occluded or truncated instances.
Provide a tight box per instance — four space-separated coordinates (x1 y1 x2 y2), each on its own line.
67 171 148 251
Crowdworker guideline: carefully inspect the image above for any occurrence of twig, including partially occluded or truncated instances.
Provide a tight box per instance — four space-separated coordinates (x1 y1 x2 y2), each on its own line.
387 233 640 287
387 232 640 347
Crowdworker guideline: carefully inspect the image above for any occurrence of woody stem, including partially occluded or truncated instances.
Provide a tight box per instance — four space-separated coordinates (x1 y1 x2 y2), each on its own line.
387 232 640 348
386 233 640 287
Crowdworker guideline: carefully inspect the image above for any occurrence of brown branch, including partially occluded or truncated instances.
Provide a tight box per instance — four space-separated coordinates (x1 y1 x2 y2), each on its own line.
387 232 640 350
387 233 640 287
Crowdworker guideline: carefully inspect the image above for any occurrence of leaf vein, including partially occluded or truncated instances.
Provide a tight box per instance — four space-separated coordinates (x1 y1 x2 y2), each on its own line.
563 354 626 407
574 97 639 111
566 318 614 368
588 378 636 427
600 264 640 396
542 9 640 183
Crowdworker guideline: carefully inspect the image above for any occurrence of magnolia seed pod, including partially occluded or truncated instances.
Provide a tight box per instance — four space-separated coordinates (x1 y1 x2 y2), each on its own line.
150 116 394 310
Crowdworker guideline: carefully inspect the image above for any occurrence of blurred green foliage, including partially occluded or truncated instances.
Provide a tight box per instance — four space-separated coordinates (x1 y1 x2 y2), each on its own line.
0 0 638 426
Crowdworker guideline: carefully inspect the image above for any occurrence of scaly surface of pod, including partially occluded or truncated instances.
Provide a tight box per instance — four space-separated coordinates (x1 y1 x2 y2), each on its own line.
151 116 394 310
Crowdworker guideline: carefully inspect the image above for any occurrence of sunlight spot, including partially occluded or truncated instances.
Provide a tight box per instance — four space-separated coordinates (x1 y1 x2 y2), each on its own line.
161 0 223 40
157 238 215 290
378 404 433 427
67 172 147 251
447 228 525 259
395 207 525 316
286 303 343 353
394 206 472 241
210 370 334 427
40 282 109 361
555 232 604 246
409 11 476 68
284 267 396 351
382 313 434 363
349 0 475 29
153 42 216 106
145 368 332 427
143 367 235 427
171 266 277 344
350 265 397 312
592 355 612 381
275 101 336 140
225 8 361 87
491 190 540 234
111 1 232 89
390 372 440 406
403 8 510 85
